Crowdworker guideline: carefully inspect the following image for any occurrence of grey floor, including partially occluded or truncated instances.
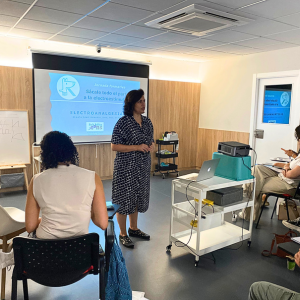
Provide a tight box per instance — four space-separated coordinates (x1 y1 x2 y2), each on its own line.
1 169 300 300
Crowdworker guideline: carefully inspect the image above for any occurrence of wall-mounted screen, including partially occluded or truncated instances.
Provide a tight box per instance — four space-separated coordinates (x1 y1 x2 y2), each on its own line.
32 53 149 143
263 84 292 124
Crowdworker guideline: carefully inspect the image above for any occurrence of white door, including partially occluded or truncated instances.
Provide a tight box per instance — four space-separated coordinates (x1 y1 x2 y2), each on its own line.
252 75 300 164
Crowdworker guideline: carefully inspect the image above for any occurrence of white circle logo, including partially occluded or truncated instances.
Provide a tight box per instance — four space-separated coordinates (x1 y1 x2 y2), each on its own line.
208 168 211 172
57 76 80 100
280 92 290 107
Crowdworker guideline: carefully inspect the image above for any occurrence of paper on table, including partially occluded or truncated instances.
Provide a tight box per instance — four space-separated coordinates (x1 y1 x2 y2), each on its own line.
263 165 282 173
291 237 300 244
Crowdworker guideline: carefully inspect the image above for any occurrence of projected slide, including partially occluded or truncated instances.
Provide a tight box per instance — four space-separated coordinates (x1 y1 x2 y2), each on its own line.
263 90 291 124
49 73 139 136
34 69 148 143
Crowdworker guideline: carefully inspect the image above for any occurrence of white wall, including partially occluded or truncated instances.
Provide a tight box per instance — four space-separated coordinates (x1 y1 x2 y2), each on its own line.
199 46 300 132
0 35 201 83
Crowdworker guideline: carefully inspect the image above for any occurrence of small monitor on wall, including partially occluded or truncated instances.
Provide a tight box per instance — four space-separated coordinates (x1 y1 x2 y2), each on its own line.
263 84 292 125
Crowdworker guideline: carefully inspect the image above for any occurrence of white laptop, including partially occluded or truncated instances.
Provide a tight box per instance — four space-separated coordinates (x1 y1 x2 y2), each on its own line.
178 159 220 182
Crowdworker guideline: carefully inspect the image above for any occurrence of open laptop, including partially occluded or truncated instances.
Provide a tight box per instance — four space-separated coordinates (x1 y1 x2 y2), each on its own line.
178 158 220 182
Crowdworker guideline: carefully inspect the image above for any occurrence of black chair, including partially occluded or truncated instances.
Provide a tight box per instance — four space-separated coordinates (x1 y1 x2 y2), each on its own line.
11 220 115 300
256 182 300 228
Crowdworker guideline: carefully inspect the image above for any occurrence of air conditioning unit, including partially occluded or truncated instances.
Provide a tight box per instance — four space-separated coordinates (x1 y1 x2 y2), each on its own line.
145 4 253 37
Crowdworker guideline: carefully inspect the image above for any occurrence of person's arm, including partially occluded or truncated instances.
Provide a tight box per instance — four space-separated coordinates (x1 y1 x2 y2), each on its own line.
25 178 41 233
295 250 300 267
273 162 286 168
283 165 300 179
91 174 108 230
111 144 150 153
281 148 298 158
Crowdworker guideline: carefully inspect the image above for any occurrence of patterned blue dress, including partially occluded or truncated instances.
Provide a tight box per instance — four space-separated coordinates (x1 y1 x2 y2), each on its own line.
111 115 154 215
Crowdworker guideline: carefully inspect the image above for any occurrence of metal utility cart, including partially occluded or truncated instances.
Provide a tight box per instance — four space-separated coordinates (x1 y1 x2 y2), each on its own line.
166 174 255 267
153 139 179 179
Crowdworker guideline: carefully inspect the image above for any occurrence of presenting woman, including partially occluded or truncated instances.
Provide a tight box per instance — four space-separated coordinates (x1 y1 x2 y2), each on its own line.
241 125 300 222
111 89 154 248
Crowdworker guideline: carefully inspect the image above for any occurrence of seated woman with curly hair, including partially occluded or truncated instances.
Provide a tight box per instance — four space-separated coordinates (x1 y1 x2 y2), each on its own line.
25 131 108 238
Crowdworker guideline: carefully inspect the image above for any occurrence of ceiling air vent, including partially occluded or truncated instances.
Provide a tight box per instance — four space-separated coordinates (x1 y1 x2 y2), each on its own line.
146 4 253 36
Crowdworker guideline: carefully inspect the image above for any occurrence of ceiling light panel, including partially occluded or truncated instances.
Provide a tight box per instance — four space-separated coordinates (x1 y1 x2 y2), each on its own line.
16 19 67 34
239 0 300 19
89 2 153 24
25 7 83 25
73 17 126 32
0 1 31 17
34 0 107 15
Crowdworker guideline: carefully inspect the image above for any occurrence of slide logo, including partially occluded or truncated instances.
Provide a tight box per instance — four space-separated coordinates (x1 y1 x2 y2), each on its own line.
57 76 80 99
86 122 104 132
280 92 290 107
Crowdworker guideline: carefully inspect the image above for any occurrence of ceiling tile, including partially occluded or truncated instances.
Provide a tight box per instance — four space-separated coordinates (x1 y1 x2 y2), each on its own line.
276 12 300 27
235 37 294 49
0 25 9 34
240 0 300 18
25 7 83 26
94 33 142 45
205 30 257 43
113 25 166 39
182 38 226 49
73 17 126 32
51 34 91 44
110 0 184 12
90 2 153 24
88 40 125 48
267 29 300 45
159 44 199 53
210 43 261 54
119 45 151 53
9 28 53 39
148 32 199 43
193 49 238 58
231 20 296 36
0 14 19 27
0 1 30 17
10 0 34 4
203 0 266 10
129 39 170 49
62 27 107 39
16 19 66 34
35 0 106 15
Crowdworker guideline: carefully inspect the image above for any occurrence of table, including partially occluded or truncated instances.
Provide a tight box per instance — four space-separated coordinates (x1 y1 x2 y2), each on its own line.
278 241 300 256
0 165 29 191
167 174 255 266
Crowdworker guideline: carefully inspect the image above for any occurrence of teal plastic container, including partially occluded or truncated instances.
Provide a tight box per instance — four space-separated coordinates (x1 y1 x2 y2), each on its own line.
212 152 253 181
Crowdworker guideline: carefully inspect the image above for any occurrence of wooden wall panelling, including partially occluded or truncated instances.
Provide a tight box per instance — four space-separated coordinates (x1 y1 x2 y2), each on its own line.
149 79 201 171
196 128 250 168
0 66 34 184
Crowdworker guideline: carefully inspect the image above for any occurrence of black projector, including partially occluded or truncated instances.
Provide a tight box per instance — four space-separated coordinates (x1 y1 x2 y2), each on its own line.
217 141 250 157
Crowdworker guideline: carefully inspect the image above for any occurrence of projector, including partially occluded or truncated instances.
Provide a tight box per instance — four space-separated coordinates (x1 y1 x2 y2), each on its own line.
217 141 250 157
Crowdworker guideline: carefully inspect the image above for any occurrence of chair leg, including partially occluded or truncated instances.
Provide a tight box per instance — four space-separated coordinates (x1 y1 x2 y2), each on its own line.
11 268 17 300
22 277 29 300
285 198 291 221
99 257 105 300
1 236 8 300
271 197 279 219
256 200 267 229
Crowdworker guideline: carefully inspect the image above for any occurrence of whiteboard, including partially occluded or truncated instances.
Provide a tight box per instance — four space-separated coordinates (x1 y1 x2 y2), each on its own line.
0 110 30 165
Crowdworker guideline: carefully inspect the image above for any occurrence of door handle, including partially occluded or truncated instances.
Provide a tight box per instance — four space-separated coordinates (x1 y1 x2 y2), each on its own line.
254 129 264 139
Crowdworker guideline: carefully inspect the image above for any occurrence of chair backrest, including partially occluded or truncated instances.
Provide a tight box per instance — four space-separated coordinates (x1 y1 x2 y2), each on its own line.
0 205 19 236
294 181 300 200
13 233 99 287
